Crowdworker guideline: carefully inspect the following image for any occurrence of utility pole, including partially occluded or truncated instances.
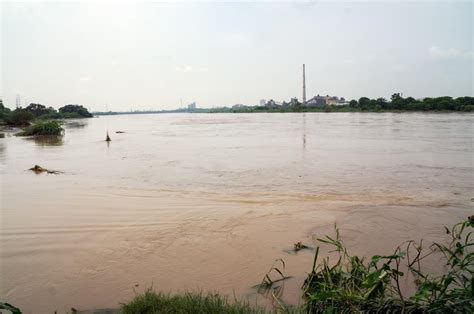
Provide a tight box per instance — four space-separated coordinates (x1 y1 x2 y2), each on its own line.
302 64 306 106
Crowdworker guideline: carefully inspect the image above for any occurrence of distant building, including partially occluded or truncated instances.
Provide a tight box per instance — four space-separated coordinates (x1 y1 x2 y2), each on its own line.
265 99 281 109
306 95 327 107
307 94 347 107
232 104 245 109
259 99 266 106
187 102 196 110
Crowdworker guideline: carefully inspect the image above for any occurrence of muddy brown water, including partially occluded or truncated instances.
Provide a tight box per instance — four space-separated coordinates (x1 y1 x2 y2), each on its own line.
1 113 473 313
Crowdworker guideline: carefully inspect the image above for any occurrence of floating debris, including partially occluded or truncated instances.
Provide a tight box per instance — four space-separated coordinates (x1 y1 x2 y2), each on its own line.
115 131 125 134
106 132 111 142
294 241 310 251
283 241 314 254
29 165 62 174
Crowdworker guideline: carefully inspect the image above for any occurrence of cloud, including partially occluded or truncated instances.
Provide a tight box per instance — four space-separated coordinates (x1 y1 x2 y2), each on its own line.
428 46 474 59
174 65 208 73
79 76 91 81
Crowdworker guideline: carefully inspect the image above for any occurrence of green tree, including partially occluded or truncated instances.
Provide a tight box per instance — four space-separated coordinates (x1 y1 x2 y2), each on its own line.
0 99 11 122
58 104 93 118
358 97 371 110
5 109 34 126
390 93 404 110
25 103 56 117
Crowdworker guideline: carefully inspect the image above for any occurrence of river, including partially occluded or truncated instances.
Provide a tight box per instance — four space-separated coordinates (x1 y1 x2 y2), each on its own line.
1 112 473 313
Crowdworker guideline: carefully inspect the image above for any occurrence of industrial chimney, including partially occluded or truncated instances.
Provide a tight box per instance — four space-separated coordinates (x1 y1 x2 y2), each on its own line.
302 64 306 106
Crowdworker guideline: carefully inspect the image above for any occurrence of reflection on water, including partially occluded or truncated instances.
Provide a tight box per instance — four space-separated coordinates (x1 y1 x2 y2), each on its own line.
0 141 5 160
64 120 89 129
1 113 473 313
302 113 306 150
25 135 64 146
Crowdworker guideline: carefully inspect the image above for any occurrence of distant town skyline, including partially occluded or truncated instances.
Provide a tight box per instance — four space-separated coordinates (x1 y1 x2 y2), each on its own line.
2 1 473 111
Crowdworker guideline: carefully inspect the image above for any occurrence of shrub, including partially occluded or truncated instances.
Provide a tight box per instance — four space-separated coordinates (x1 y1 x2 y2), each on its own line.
18 120 64 136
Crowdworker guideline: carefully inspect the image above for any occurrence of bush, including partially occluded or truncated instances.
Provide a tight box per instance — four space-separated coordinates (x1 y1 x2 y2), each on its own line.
18 120 64 136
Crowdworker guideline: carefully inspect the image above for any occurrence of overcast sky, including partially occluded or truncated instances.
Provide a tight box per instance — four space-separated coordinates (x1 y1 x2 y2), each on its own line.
1 1 473 111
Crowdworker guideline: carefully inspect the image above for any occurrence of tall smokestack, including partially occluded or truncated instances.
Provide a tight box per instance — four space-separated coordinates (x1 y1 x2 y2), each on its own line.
302 64 306 106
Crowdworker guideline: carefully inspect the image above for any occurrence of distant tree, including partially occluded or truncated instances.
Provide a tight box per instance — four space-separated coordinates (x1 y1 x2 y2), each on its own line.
390 93 404 110
25 103 56 117
391 93 402 102
349 100 358 108
358 97 371 110
455 97 474 111
58 104 93 118
375 98 388 110
5 109 34 126
0 99 11 122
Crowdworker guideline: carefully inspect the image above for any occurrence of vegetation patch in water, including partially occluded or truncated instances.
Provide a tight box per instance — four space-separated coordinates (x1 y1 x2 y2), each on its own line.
18 120 63 136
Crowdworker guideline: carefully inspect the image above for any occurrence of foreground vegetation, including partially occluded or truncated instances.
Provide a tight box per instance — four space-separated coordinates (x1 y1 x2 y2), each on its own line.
302 216 473 313
119 216 472 313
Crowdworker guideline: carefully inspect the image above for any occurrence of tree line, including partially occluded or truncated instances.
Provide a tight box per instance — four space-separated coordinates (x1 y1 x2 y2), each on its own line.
347 94 474 112
0 100 92 126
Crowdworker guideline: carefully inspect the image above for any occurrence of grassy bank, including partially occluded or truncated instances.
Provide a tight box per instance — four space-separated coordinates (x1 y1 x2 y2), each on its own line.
120 217 472 313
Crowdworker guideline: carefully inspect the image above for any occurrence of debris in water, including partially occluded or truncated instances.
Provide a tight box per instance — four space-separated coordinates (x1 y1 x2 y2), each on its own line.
115 131 125 134
294 241 310 251
29 165 62 174
283 241 314 254
106 132 111 142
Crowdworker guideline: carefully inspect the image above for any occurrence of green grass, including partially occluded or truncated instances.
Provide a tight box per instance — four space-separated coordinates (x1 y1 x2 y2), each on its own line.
17 120 63 136
121 290 267 314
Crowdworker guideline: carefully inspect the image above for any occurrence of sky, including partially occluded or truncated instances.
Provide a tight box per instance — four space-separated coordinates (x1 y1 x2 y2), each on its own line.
1 0 473 111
